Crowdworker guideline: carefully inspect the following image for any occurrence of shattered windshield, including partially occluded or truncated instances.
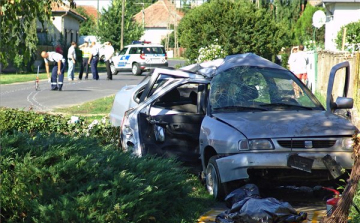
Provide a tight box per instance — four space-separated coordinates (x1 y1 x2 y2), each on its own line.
209 66 323 113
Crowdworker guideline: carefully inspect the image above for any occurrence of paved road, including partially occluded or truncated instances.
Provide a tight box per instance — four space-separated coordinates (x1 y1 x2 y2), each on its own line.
0 60 186 112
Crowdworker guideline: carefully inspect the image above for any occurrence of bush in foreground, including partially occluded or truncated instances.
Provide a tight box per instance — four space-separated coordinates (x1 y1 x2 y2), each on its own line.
1 132 211 222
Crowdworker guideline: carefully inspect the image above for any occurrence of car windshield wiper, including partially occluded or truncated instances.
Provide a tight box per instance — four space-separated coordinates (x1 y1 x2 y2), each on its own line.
213 106 268 112
260 103 313 110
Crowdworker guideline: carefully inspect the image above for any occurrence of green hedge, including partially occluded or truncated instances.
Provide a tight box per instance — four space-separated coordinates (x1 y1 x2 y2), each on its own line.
0 108 120 145
0 108 213 222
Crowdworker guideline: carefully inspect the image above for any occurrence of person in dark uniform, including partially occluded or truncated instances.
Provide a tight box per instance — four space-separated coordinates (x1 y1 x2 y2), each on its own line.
88 41 99 80
41 51 66 91
78 41 91 80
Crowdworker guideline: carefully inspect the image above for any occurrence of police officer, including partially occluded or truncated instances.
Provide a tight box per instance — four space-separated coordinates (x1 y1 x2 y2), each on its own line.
41 51 66 91
88 41 99 80
78 41 91 80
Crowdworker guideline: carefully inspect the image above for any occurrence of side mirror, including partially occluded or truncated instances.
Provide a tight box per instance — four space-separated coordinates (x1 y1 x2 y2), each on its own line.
333 97 353 109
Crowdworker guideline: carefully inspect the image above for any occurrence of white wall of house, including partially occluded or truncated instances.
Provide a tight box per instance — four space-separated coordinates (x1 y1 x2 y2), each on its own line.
139 28 173 45
324 2 360 51
63 16 81 45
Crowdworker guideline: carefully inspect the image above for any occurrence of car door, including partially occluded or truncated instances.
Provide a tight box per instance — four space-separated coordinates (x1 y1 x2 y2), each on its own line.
137 82 208 170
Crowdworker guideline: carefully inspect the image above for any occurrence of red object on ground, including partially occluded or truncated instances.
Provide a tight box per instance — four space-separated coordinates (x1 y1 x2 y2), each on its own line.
323 187 340 216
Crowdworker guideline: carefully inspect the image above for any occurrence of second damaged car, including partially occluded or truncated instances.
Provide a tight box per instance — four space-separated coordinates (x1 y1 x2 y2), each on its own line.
110 53 356 200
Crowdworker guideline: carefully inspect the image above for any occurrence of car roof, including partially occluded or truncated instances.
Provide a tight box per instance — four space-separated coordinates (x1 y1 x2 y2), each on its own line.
217 53 287 73
181 53 288 78
124 44 165 48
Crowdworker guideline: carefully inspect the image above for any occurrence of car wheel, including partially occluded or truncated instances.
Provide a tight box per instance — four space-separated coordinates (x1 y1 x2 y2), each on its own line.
110 63 118 75
132 63 142 76
206 156 226 200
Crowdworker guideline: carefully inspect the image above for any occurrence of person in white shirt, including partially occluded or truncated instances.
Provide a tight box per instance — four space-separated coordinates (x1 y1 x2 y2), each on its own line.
88 41 99 80
288 45 308 84
41 51 66 91
104 41 115 80
67 41 77 81
288 45 308 98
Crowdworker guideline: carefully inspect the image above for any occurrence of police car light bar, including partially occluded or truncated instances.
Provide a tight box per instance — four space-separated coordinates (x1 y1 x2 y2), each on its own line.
132 40 151 44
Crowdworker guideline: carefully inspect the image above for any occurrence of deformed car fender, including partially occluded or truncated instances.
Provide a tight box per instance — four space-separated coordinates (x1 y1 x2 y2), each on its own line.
200 115 247 171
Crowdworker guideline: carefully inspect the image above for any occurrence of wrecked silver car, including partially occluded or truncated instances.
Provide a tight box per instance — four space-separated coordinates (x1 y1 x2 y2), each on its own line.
110 53 356 200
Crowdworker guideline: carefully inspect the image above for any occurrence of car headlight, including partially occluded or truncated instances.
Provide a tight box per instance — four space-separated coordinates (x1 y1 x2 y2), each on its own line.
238 139 274 150
342 138 353 150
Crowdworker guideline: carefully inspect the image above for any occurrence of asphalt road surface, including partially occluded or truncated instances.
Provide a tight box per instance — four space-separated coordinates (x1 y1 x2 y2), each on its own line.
0 60 186 112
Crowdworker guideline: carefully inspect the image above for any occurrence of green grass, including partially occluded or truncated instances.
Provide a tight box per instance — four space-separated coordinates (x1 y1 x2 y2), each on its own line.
53 95 115 123
0 63 106 85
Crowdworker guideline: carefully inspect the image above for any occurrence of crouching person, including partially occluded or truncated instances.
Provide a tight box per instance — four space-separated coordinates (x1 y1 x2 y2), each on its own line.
41 51 66 91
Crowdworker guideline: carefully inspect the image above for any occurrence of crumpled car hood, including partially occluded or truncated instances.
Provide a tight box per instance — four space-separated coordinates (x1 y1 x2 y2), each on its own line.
213 110 356 138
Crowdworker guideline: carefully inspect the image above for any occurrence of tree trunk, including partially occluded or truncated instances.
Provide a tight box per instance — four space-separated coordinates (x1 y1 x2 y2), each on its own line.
324 133 360 223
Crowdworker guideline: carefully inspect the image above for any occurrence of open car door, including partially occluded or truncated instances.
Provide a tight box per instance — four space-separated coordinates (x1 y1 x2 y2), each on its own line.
138 82 208 171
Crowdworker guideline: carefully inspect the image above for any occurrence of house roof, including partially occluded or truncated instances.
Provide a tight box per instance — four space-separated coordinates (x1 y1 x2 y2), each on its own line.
133 0 184 28
77 5 99 21
51 3 86 22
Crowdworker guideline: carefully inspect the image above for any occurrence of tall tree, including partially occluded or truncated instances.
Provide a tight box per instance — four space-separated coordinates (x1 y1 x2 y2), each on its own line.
0 0 75 73
178 0 287 62
75 6 96 36
96 0 148 51
293 3 325 48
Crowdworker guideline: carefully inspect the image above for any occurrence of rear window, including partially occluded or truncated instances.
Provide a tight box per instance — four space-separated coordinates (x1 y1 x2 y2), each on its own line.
129 47 142 54
142 47 166 54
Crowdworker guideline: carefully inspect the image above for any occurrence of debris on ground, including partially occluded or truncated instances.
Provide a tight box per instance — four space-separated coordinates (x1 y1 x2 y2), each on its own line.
215 184 308 223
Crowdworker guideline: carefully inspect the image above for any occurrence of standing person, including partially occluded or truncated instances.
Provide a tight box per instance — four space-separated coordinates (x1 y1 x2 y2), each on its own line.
78 41 91 80
288 45 308 84
41 51 66 91
288 45 308 98
67 41 77 81
88 41 99 80
104 41 115 80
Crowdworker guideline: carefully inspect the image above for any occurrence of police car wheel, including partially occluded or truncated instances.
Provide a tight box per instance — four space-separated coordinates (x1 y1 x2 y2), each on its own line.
132 63 142 76
110 63 118 75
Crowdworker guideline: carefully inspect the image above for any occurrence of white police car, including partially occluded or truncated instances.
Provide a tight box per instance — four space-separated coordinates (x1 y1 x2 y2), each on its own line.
111 41 168 76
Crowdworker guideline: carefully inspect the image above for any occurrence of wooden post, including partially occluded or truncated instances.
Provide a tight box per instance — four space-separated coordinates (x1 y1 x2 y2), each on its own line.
342 27 347 51
121 0 125 50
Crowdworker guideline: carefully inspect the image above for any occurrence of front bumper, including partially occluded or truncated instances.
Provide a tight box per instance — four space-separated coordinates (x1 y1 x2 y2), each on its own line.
216 152 353 183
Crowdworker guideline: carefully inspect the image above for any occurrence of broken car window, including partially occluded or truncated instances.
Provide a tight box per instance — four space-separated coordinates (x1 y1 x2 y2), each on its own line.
209 66 323 113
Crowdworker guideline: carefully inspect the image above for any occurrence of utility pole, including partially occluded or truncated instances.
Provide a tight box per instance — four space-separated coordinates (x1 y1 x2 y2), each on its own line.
134 2 145 28
121 0 125 49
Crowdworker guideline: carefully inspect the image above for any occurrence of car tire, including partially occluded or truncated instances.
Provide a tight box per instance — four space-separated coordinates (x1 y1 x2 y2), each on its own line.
110 63 118 75
206 156 227 200
132 63 142 76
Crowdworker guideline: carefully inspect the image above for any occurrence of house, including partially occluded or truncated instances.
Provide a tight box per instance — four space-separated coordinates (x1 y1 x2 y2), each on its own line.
133 0 184 45
36 3 86 47
322 0 360 51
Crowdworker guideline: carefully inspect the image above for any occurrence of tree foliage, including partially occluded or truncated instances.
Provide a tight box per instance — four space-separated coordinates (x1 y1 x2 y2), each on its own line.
293 3 325 49
0 0 73 72
335 20 360 51
96 0 146 51
75 6 96 36
178 0 287 62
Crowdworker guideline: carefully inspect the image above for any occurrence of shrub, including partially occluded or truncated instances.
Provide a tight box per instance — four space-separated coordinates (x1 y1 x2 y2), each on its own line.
0 132 211 222
335 20 360 52
0 108 120 145
0 108 213 222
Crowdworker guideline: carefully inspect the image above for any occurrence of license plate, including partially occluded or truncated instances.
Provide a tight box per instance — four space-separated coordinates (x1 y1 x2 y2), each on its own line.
287 154 314 173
